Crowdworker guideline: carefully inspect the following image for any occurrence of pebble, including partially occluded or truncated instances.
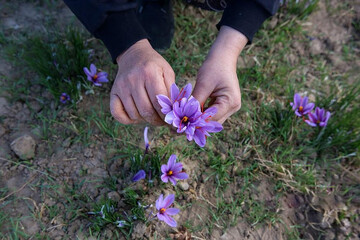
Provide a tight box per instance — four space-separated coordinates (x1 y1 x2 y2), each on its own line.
108 191 121 202
62 137 72 148
323 230 335 240
0 125 6 137
178 181 189 191
10 134 36 160
84 148 93 158
309 38 323 55
342 218 351 228
0 97 10 116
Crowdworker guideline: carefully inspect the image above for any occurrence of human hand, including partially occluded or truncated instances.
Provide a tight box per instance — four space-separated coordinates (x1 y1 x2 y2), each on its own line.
110 39 175 125
192 26 248 123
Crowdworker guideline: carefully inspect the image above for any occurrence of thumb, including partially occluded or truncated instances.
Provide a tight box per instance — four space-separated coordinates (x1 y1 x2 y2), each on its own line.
207 100 229 124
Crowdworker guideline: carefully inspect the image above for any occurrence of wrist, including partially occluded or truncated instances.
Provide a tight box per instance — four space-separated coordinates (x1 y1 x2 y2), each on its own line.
116 39 151 65
206 26 248 68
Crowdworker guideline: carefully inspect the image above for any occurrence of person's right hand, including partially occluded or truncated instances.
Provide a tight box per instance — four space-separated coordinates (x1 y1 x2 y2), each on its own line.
110 39 175 126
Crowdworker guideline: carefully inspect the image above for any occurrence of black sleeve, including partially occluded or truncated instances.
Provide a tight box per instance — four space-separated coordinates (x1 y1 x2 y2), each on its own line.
217 0 280 43
63 0 149 62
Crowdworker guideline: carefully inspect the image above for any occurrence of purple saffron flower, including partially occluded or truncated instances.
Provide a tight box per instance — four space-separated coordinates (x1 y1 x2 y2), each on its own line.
83 63 109 86
161 154 188 185
186 107 223 147
156 83 192 124
171 97 203 135
305 107 331 127
290 93 315 117
156 194 179 227
132 170 146 182
60 93 70 104
144 126 150 152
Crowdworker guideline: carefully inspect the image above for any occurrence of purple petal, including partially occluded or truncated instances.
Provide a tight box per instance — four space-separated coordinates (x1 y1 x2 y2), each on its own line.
97 76 109 83
184 99 200 117
165 111 175 124
324 111 331 124
144 127 149 148
182 83 193 99
157 212 165 221
194 129 206 147
169 177 177 186
162 194 175 209
319 122 326 127
207 121 223 133
161 164 168 174
305 120 317 127
156 194 164 210
301 96 308 107
132 170 146 182
294 93 301 107
308 112 317 123
295 110 302 117
166 208 180 216
172 163 183 173
94 82 102 87
173 172 188 180
90 63 97 75
185 125 196 136
203 107 217 118
167 155 176 168
163 214 177 227
161 174 169 183
170 83 180 103
303 103 315 114
83 67 92 77
157 95 172 114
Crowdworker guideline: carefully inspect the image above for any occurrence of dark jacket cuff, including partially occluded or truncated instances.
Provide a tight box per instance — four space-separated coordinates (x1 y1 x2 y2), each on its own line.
94 10 149 63
217 0 272 43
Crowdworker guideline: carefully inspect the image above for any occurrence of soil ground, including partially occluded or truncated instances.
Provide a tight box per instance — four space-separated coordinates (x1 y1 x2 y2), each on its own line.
0 0 359 239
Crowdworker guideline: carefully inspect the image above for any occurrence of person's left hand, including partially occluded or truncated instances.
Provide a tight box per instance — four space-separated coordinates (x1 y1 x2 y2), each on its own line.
192 26 248 124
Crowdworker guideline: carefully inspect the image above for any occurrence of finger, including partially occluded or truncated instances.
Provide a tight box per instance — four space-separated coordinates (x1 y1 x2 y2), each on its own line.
133 86 165 126
163 67 176 91
192 80 216 107
110 94 135 125
209 94 241 123
145 74 171 120
120 94 145 122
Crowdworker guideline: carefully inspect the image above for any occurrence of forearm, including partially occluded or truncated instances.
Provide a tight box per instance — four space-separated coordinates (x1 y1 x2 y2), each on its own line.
206 26 248 69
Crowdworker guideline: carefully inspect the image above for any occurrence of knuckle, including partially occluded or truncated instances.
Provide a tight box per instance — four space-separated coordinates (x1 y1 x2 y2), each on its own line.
231 95 242 111
110 106 132 125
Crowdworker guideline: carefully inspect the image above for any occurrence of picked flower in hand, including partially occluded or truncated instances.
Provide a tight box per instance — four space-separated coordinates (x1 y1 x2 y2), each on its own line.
156 194 179 227
161 154 188 186
83 63 109 86
157 83 192 124
305 107 331 127
290 93 314 117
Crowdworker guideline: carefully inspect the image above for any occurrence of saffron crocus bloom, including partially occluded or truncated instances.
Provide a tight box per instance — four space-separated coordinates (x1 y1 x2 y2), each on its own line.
161 154 188 185
305 107 331 127
115 220 126 228
60 93 70 104
156 83 192 124
144 126 150 152
290 93 315 117
156 194 179 227
171 97 202 135
83 63 109 86
132 170 146 182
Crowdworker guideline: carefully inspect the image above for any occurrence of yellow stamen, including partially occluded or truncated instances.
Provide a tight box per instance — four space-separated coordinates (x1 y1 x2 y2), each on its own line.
168 170 173 176
299 106 303 112
182 116 188 122
93 74 98 80
316 120 320 124
160 208 166 214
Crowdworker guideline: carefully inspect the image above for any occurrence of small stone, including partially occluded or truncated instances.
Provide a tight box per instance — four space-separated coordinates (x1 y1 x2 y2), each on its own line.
29 100 43 112
10 135 36 160
108 191 121 202
309 38 323 55
342 218 351 228
0 125 6 137
0 97 10 116
178 181 189 191
268 17 278 29
84 148 93 158
323 230 335 240
62 137 72 148
319 221 330 229
131 223 146 239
